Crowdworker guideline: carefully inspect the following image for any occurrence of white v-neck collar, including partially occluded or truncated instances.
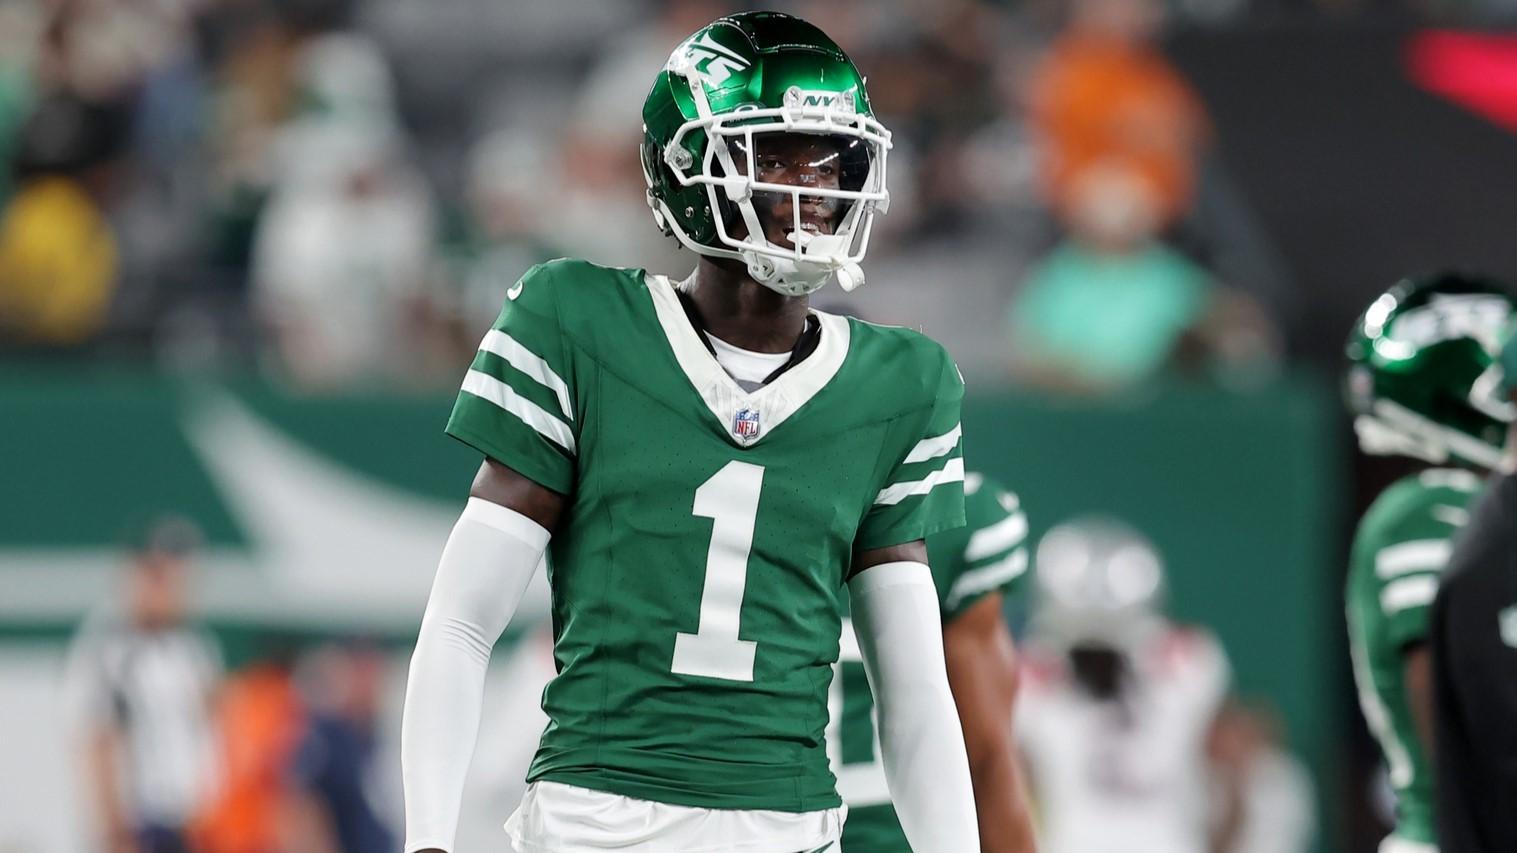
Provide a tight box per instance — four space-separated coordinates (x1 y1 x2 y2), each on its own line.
707 334 792 383
645 273 851 447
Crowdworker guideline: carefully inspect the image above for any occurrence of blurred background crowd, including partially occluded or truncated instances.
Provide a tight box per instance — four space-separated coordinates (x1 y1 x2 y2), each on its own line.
6 0 1517 850
0 0 1287 388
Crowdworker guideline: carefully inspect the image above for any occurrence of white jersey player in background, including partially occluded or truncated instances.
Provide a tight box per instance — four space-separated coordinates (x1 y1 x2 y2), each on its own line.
1015 517 1315 853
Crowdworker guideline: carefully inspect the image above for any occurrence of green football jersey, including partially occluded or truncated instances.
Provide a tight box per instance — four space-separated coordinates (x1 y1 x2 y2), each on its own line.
445 258 967 813
832 472 1030 851
1346 467 1483 844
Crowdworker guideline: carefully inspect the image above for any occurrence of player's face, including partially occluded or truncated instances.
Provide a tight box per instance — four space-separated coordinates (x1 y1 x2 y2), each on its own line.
1069 644 1127 699
131 553 189 628
730 132 845 250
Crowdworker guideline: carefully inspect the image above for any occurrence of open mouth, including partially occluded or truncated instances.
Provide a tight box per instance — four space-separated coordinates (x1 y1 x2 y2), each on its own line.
750 191 838 247
776 218 834 249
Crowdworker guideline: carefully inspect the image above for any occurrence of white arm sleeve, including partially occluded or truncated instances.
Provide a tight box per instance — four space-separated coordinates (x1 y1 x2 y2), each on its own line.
402 497 549 853
849 560 981 853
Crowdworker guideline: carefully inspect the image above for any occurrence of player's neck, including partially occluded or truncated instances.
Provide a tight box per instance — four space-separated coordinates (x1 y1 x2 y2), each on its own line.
682 258 809 354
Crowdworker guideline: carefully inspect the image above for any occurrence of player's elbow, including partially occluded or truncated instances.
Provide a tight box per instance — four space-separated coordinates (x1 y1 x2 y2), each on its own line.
875 677 963 752
423 614 494 667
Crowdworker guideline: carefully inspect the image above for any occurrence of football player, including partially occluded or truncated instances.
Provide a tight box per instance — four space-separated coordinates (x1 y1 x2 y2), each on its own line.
831 471 1039 852
1343 273 1517 853
1015 518 1234 853
1429 316 1517 852
401 12 980 853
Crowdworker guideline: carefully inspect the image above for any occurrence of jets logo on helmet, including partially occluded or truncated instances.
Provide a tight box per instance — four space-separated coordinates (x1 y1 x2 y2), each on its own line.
672 32 751 87
783 87 859 113
641 12 891 298
1346 272 1517 470
1379 293 1510 352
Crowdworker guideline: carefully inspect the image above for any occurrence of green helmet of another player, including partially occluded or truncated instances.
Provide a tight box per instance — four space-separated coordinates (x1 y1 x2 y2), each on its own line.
1345 272 1517 469
640 11 891 297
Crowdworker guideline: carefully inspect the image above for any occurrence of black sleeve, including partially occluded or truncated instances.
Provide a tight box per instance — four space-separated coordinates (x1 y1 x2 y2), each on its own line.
1431 475 1517 853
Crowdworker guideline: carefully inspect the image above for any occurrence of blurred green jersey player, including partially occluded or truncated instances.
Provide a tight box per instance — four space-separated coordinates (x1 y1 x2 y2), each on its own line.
1343 272 1517 853
833 472 1038 852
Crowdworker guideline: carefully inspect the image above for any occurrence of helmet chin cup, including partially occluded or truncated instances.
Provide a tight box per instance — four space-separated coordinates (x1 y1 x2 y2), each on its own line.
745 254 776 283
740 230 858 297
743 249 829 296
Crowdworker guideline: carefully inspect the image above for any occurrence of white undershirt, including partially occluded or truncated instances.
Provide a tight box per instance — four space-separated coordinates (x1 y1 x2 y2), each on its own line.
707 335 792 392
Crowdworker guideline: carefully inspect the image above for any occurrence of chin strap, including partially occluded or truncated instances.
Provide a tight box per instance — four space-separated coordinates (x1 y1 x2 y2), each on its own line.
746 231 865 296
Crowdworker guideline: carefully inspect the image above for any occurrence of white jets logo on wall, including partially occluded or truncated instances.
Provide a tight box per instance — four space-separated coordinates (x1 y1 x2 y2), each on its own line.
672 33 751 87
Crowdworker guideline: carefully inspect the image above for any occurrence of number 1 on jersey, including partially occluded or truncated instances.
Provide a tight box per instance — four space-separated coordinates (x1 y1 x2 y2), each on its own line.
672 460 764 682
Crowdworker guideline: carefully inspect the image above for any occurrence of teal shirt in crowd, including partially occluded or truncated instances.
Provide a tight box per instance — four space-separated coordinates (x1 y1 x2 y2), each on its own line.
1009 241 1209 386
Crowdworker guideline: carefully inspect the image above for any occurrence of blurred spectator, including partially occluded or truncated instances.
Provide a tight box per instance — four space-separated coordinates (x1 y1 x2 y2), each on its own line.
190 641 307 853
1 0 205 351
249 32 438 388
1005 159 1277 392
0 173 118 345
1030 0 1208 231
288 641 395 853
0 0 156 350
567 0 723 164
436 127 558 344
960 44 1049 239
62 516 222 853
552 0 721 270
0 0 40 207
189 3 320 362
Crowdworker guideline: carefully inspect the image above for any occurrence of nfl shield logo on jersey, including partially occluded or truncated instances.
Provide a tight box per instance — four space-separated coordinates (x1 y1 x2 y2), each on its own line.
732 407 761 442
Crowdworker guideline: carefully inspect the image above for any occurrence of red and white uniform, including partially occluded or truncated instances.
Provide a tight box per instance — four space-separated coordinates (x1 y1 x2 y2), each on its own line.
1016 627 1230 853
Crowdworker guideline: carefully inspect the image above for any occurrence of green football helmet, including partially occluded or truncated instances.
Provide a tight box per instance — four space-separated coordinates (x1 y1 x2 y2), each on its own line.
640 11 891 296
1345 273 1517 469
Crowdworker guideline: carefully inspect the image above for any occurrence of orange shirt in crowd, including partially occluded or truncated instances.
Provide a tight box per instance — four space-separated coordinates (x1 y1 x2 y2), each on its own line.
189 663 305 853
1030 33 1210 227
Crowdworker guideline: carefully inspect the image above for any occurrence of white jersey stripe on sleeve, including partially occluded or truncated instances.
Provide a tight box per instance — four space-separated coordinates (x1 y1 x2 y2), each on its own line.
480 330 575 421
902 423 962 464
874 457 965 506
461 370 576 454
1374 539 1451 579
1380 574 1439 614
946 548 1029 610
964 512 1029 562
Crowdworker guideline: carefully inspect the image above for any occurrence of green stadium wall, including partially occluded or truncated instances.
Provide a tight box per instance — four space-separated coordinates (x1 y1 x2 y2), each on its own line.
0 370 1346 850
